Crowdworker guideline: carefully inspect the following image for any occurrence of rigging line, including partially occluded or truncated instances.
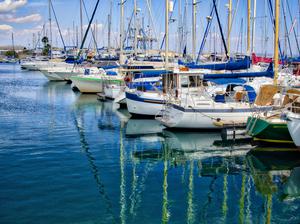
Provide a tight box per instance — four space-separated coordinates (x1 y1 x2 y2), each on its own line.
196 3 214 64
82 0 100 56
50 0 66 49
267 0 285 64
146 0 158 46
282 1 293 57
124 11 135 49
286 0 300 55
77 0 100 59
228 0 240 39
160 0 177 50
212 0 229 59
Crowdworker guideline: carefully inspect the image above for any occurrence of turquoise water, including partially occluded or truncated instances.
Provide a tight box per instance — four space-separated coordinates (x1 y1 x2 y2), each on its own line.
1 64 300 224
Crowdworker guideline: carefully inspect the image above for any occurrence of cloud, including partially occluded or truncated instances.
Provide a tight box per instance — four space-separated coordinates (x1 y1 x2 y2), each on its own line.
0 24 13 31
83 23 103 31
0 0 27 13
5 13 42 23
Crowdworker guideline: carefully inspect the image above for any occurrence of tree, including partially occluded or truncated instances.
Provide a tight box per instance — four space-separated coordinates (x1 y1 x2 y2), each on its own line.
5 50 18 58
41 36 49 45
41 36 51 56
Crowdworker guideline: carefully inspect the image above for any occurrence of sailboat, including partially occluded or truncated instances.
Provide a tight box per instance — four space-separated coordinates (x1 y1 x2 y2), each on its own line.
246 0 300 146
287 91 300 147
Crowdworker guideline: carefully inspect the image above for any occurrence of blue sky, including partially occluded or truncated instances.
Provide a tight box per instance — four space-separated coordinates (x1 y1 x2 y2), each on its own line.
0 0 299 56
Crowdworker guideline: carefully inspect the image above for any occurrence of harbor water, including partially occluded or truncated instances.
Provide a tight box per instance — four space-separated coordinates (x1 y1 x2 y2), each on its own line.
1 64 300 223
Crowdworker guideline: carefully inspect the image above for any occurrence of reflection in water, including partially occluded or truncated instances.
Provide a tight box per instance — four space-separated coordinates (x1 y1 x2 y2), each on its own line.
163 130 253 161
247 150 300 223
222 173 228 223
126 119 164 137
129 144 137 217
187 161 195 224
239 171 246 224
72 98 118 223
162 143 169 224
120 126 126 224
3 64 300 224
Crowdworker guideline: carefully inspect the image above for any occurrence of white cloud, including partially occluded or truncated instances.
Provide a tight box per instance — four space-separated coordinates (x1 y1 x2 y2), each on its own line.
83 23 103 31
0 24 13 31
5 13 42 23
0 0 27 13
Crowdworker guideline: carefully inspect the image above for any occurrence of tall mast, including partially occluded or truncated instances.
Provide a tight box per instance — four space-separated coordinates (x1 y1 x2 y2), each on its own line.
108 0 112 50
227 0 232 57
11 32 15 58
178 0 182 53
165 0 169 68
134 0 138 56
119 0 124 64
80 0 83 43
192 0 196 60
247 0 251 55
251 0 256 53
48 0 52 58
274 0 280 85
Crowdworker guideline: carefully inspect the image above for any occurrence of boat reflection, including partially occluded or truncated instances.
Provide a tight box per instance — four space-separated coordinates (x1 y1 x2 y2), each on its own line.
247 149 300 200
125 118 165 143
163 130 253 161
72 105 119 223
132 130 254 178
126 119 165 136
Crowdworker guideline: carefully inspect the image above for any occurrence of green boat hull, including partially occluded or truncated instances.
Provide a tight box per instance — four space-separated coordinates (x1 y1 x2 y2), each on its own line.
247 117 293 143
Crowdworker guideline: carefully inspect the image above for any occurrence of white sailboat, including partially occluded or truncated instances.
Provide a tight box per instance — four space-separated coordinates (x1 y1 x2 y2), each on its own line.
156 69 273 129
41 65 100 81
287 92 300 147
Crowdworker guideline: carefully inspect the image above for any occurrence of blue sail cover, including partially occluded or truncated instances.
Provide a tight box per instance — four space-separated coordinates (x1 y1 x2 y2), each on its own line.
179 56 251 70
128 81 162 91
133 70 168 79
203 63 274 79
287 57 300 63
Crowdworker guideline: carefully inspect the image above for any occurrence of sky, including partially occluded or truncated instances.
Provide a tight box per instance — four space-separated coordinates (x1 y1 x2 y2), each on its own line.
0 0 300 56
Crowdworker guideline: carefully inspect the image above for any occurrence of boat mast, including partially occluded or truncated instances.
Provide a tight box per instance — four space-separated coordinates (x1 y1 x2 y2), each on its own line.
134 0 138 56
11 32 15 58
227 0 232 57
274 0 280 85
251 0 256 53
48 0 52 58
165 0 169 68
178 0 182 53
247 0 251 55
108 0 112 51
192 0 196 60
80 0 83 43
119 0 124 64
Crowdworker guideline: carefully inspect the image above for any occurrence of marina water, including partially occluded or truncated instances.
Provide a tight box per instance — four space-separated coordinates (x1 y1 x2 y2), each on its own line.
1 64 300 223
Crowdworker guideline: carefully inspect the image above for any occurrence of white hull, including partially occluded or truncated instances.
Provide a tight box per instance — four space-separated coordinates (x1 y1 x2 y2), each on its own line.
104 85 122 99
287 112 300 147
158 104 265 129
42 71 65 81
53 71 82 81
126 98 163 116
113 91 126 105
70 78 103 93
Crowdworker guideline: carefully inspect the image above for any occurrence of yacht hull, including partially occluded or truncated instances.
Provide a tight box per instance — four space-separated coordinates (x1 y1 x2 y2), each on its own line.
287 112 300 147
157 104 270 129
125 91 164 116
70 76 103 93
